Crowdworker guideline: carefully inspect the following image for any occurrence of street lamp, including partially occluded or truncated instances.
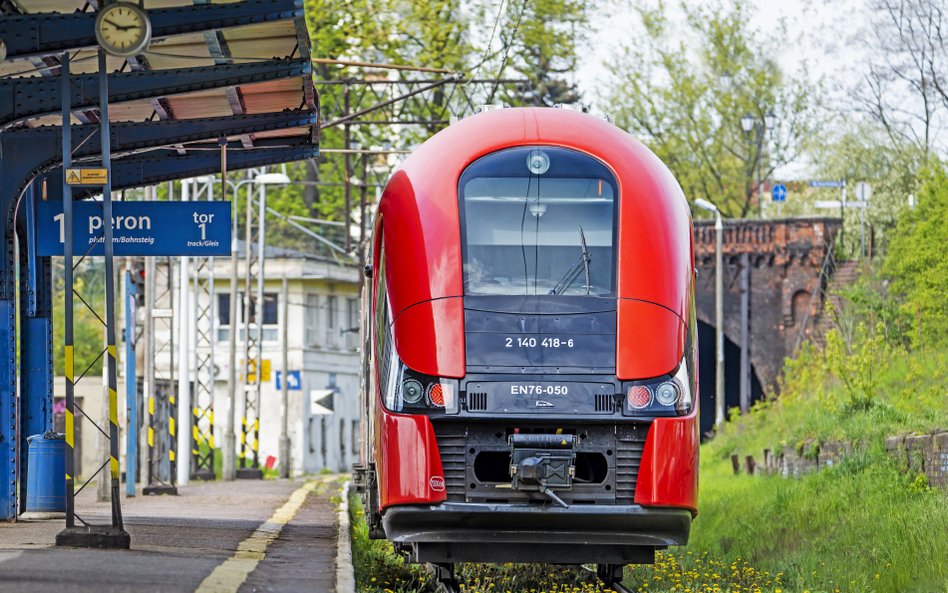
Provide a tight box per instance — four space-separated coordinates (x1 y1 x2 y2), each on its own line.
740 112 754 134
694 198 726 430
740 111 776 218
222 171 290 481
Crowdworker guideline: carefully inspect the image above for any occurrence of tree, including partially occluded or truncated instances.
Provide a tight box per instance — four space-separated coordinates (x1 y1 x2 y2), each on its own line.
494 0 587 106
855 0 948 156
605 1 820 218
805 123 926 257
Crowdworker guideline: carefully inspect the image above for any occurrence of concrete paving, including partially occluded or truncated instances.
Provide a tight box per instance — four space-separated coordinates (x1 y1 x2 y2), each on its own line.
0 477 341 593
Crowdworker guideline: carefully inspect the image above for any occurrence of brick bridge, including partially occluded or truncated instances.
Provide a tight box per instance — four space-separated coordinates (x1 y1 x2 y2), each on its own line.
692 217 843 435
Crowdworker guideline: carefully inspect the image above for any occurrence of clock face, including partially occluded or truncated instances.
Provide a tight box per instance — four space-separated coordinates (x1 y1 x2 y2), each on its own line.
95 3 152 57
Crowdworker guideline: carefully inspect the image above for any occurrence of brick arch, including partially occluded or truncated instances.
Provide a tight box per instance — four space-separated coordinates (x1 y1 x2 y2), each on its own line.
692 218 841 393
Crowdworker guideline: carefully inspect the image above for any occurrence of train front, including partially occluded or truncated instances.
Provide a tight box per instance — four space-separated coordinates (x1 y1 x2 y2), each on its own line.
366 107 698 567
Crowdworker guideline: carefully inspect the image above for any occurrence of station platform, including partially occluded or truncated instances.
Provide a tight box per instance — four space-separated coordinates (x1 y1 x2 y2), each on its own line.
0 477 343 593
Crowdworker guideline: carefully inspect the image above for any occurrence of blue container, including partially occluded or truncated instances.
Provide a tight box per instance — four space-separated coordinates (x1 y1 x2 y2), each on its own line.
25 432 66 513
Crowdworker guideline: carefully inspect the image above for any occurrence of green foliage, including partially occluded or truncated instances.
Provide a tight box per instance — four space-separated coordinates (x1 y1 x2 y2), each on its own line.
499 0 587 106
805 126 927 258
606 0 819 218
823 323 892 412
883 166 948 349
52 263 105 378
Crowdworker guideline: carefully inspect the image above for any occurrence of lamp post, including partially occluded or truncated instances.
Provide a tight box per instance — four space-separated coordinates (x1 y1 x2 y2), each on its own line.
694 198 725 429
221 171 291 481
741 111 776 219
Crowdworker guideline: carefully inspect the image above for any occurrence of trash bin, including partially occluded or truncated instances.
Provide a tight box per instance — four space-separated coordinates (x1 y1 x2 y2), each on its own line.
25 431 66 513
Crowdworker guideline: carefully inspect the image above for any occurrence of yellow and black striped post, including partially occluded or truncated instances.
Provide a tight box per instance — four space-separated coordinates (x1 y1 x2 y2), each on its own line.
147 394 155 484
98 47 127 535
239 413 248 467
168 392 177 481
60 51 76 531
56 49 130 548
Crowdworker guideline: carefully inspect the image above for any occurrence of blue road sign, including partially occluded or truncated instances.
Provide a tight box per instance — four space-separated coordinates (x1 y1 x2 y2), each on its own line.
772 184 788 202
276 370 303 391
36 200 231 256
809 180 845 188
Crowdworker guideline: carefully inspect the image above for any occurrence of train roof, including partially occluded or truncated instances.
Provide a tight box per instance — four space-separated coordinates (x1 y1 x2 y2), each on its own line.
376 106 693 335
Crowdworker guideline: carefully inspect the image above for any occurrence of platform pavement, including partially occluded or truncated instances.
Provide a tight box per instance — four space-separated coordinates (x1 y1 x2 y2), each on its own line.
0 476 343 593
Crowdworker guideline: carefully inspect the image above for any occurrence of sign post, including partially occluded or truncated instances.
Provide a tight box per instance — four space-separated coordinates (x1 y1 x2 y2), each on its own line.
810 180 847 251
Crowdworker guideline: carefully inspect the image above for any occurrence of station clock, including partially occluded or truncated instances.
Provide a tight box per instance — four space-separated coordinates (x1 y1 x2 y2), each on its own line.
95 2 152 57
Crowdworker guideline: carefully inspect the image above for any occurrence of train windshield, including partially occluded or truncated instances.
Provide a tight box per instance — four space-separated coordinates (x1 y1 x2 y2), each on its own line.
459 146 618 296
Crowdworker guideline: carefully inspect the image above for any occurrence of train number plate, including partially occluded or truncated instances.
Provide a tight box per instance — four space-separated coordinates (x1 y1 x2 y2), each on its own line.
467 382 615 414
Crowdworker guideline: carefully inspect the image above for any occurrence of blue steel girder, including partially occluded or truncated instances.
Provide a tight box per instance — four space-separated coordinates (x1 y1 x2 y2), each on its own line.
16 184 52 514
0 0 302 61
0 58 311 129
41 138 318 201
1 109 317 199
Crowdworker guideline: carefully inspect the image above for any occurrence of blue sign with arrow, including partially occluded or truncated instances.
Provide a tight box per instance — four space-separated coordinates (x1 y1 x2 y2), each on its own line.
771 184 788 202
35 200 231 256
276 370 302 391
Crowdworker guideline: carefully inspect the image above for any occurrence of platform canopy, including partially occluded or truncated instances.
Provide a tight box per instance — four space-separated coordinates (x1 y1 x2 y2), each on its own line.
0 0 317 159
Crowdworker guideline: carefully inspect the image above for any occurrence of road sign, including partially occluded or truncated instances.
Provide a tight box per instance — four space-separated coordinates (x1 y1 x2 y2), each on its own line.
275 370 302 391
64 167 109 186
36 200 231 256
855 182 872 202
771 184 787 202
809 180 845 188
309 389 335 415
815 200 868 209
246 359 272 383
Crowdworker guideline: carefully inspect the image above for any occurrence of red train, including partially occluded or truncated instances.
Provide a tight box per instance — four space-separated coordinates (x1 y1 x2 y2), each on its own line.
354 106 697 590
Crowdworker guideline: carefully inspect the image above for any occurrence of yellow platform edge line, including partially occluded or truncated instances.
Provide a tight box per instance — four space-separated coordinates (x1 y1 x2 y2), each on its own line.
193 481 316 593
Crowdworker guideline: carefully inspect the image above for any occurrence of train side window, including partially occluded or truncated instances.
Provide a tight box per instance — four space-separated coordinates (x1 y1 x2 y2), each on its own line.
373 246 394 399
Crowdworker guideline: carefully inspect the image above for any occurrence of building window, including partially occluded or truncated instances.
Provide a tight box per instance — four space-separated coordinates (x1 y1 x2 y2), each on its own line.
345 297 359 350
305 293 320 347
217 291 280 343
327 295 338 348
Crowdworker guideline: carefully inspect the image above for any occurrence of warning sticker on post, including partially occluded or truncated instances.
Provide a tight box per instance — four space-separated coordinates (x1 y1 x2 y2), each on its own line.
64 168 109 186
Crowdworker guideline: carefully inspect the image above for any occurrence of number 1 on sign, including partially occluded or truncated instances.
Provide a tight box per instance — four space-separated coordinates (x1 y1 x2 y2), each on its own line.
198 222 207 241
54 213 65 243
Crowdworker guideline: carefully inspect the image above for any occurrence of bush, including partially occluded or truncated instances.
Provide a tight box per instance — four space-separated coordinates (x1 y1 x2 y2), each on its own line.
883 165 948 349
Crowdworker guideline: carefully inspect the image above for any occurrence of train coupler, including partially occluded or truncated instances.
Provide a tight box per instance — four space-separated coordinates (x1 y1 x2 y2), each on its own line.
508 433 578 506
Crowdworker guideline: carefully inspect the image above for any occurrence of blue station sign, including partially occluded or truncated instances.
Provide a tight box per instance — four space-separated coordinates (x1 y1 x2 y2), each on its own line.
36 200 232 257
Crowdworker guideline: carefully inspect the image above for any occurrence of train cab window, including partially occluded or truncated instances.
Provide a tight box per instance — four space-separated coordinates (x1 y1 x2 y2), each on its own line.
459 146 618 296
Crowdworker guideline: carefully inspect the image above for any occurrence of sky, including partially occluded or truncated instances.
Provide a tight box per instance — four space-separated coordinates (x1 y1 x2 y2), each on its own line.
573 0 872 179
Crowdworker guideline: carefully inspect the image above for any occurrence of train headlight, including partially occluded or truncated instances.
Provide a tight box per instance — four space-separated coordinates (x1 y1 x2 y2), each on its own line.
402 378 425 404
526 149 551 175
655 381 680 406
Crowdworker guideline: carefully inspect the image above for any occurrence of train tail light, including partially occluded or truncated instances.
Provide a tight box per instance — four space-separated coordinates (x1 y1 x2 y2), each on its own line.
621 357 694 417
626 385 652 409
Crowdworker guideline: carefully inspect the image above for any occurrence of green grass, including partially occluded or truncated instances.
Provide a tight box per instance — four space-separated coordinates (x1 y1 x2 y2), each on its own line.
688 446 948 593
686 342 948 593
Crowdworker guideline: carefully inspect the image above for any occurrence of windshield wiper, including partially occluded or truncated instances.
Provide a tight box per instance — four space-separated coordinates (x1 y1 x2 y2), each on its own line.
549 226 592 296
